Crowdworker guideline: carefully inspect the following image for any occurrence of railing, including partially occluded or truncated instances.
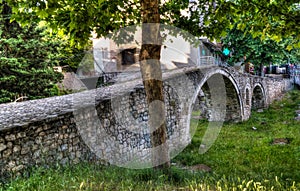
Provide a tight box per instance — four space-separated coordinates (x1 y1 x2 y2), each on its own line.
197 56 224 66
198 56 215 65
291 68 300 86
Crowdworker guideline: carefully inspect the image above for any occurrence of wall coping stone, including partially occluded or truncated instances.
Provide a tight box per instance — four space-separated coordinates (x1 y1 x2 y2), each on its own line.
0 66 201 131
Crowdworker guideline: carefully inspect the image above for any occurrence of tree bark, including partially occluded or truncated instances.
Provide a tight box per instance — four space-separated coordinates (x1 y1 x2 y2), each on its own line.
139 0 170 169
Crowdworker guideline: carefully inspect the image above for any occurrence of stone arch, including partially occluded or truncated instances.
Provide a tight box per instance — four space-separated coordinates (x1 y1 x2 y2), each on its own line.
190 68 243 123
186 68 243 153
252 83 266 110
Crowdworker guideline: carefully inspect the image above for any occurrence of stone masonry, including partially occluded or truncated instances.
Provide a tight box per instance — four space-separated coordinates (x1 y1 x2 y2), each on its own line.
0 65 292 178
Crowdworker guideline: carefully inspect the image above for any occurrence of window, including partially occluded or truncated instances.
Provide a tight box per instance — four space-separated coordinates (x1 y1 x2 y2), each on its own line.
121 48 136 65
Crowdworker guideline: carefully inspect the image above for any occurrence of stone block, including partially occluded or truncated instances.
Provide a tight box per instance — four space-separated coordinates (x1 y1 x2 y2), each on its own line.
0 143 7 152
21 147 31 155
13 145 21 153
5 134 16 141
3 149 12 158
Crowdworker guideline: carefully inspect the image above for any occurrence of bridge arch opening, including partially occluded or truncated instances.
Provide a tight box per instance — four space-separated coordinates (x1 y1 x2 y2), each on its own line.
189 71 243 153
252 84 265 110
192 72 243 123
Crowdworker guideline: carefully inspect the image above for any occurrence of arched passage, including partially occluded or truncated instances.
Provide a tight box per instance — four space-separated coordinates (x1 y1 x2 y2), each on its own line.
188 70 243 153
252 84 265 110
191 71 243 122
223 75 243 122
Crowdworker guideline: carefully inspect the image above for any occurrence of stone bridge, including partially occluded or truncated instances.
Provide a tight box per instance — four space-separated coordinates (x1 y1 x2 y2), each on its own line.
0 65 292 176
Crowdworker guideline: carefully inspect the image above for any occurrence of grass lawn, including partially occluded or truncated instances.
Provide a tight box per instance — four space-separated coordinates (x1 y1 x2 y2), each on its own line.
1 90 300 191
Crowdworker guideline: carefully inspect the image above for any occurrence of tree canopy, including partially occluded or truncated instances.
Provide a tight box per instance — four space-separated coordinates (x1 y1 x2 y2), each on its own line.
222 24 300 68
0 1 86 103
228 1 300 47
4 0 232 46
5 0 300 48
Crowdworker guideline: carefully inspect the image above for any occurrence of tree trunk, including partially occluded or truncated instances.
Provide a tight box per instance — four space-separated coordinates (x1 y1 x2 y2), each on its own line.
139 0 170 169
1 1 21 36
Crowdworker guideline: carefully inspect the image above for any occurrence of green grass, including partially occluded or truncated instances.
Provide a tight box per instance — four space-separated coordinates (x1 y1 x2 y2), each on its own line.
1 90 300 191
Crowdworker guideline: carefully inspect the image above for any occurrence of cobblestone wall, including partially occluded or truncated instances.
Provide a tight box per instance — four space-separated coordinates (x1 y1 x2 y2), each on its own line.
0 66 292 178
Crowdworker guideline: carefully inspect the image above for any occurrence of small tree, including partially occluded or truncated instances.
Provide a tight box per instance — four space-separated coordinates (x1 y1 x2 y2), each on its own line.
0 2 64 103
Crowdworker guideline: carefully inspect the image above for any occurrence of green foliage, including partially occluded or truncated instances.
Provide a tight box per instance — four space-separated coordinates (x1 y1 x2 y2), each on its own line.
0 30 62 103
0 3 59 103
4 0 300 50
41 28 90 72
222 24 300 67
6 0 141 47
1 163 299 190
228 1 300 45
4 0 235 46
